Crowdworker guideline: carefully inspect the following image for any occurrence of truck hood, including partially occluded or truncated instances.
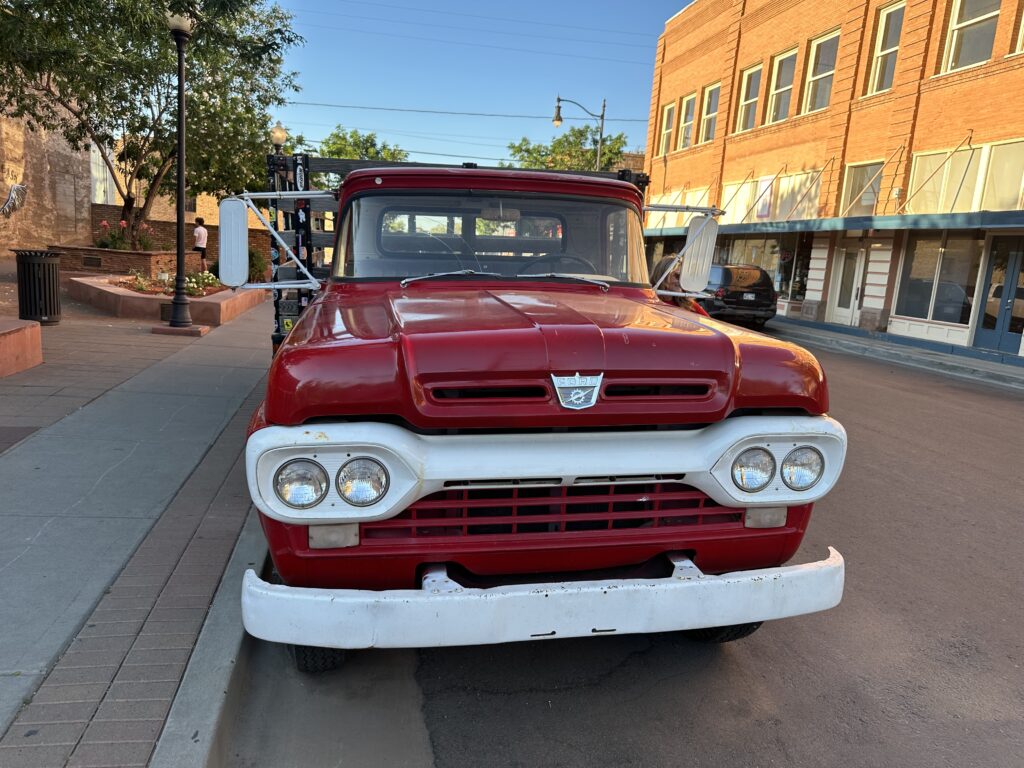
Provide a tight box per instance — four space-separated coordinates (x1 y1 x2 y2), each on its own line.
265 284 828 428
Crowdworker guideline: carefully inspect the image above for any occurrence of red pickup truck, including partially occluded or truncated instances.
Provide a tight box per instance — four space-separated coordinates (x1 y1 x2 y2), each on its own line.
224 167 846 672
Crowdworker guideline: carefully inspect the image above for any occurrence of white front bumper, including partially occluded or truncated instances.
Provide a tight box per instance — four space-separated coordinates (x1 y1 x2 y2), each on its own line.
241 548 844 649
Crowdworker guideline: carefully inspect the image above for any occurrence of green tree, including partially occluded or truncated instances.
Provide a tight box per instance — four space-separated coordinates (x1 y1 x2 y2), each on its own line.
318 125 408 162
506 126 628 172
0 0 300 248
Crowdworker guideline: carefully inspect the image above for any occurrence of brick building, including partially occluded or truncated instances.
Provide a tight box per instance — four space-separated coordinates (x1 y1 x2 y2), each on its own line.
645 0 1024 358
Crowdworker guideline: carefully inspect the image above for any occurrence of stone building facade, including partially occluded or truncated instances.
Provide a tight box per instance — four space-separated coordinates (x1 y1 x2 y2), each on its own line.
645 0 1024 359
0 118 91 252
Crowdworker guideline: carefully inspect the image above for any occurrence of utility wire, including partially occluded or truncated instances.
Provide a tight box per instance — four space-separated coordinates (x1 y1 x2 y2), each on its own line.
289 100 648 123
302 136 513 163
292 21 651 66
287 4 654 50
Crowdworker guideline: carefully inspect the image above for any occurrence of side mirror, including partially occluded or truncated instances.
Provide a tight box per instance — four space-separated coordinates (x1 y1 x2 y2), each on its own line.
677 215 718 292
218 198 250 287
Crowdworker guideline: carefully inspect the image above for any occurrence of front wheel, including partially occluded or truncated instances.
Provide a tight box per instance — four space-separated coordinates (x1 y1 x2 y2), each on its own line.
291 644 346 673
684 622 762 643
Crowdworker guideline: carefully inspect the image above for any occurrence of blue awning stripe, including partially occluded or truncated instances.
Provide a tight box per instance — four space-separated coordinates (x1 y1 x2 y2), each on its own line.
644 210 1024 238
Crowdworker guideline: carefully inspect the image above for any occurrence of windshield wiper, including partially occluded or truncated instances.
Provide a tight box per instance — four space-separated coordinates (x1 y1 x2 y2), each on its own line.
516 273 610 292
400 269 502 287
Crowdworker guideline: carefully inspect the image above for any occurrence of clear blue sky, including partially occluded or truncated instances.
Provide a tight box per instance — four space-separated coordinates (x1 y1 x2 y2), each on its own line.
272 0 690 164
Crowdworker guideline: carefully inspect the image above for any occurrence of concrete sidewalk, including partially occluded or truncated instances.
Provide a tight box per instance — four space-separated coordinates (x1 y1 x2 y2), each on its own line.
0 302 271 744
767 318 1024 392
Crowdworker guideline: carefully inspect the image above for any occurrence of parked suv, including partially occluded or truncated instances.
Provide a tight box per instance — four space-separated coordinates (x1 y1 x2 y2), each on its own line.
695 264 777 328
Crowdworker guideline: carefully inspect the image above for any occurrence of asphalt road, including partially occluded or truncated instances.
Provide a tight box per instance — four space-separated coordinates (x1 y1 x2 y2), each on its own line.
226 350 1024 768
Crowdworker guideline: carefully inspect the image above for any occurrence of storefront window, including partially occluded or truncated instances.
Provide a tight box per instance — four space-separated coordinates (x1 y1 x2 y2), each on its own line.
778 233 813 301
894 231 981 324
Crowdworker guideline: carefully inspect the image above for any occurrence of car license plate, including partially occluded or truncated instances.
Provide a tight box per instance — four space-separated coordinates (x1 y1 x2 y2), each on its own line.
743 292 756 301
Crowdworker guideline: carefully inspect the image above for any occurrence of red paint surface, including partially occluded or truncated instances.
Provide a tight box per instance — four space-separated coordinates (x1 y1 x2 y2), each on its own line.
250 169 831 588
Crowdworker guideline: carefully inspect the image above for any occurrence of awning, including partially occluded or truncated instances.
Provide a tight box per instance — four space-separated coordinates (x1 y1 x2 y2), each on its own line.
644 210 1024 238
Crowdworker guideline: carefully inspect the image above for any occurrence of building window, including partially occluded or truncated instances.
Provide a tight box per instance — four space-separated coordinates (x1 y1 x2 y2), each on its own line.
658 103 675 156
774 171 822 220
767 50 797 124
944 0 1001 72
677 94 696 150
869 3 905 93
906 148 983 213
804 31 840 113
894 232 982 324
982 140 1024 209
736 65 762 133
700 83 720 143
842 162 884 216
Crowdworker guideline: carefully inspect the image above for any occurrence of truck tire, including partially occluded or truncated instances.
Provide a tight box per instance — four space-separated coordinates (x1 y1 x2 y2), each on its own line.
684 622 762 643
291 644 346 673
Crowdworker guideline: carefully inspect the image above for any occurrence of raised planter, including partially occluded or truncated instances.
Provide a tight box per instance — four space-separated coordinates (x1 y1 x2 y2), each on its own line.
0 318 43 377
68 277 267 326
50 245 203 278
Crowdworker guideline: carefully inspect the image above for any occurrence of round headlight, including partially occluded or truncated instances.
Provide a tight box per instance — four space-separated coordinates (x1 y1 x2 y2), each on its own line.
731 447 776 492
274 459 329 508
337 457 389 506
781 447 824 491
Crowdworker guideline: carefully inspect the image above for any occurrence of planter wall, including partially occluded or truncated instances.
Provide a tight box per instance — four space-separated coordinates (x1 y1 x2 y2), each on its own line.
0 318 43 378
50 245 203 278
68 277 267 326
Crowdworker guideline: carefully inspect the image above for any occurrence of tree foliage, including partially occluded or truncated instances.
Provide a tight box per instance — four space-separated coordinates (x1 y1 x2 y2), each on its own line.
0 0 301 247
506 126 628 172
318 125 408 162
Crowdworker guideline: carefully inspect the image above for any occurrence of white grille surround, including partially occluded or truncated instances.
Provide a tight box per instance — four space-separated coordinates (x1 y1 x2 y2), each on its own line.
247 415 847 525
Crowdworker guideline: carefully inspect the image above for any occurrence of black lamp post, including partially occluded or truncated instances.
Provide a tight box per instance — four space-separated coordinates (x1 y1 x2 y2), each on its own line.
552 95 607 171
167 12 195 328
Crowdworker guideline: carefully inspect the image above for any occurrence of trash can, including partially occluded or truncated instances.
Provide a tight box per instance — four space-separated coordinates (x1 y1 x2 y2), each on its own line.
14 249 61 325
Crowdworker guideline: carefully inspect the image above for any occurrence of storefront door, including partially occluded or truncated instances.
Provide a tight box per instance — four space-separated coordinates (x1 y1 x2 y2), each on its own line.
975 236 1024 354
828 246 866 326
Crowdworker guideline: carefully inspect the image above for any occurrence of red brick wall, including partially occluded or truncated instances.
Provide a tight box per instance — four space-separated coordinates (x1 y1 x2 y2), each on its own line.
90 204 271 263
50 245 202 278
646 0 1024 217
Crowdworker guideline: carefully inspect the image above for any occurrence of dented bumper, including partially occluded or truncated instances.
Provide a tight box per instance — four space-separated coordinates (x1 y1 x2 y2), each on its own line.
241 547 844 649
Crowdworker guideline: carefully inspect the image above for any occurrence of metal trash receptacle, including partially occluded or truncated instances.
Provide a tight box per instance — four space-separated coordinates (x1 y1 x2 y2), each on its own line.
14 249 61 325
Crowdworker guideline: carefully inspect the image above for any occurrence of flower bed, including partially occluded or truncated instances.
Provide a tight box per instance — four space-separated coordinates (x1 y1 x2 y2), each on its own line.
116 271 226 298
50 245 202 278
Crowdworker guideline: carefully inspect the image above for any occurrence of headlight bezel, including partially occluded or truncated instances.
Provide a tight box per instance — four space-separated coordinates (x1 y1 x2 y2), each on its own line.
273 458 330 509
780 446 825 491
336 456 390 507
730 447 776 493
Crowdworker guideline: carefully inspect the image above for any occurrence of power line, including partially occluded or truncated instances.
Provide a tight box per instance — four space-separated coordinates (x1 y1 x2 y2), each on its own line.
302 136 513 163
289 100 648 123
284 120 513 148
292 21 650 66
287 4 653 50
319 0 655 39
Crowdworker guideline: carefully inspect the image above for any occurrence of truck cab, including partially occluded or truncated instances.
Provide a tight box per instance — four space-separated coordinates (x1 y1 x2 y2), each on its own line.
227 167 847 671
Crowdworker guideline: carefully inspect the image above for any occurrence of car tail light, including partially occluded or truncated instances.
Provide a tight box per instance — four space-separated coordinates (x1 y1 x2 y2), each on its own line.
714 287 726 299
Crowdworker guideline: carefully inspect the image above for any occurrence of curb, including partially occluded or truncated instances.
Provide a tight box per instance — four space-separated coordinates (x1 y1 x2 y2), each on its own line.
150 510 267 768
774 328 1024 393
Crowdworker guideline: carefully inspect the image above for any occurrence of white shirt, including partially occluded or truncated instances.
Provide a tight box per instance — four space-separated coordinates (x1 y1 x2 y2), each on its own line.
194 225 208 248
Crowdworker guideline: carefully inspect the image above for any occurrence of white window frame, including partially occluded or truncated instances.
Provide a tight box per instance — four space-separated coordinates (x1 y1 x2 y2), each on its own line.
658 102 676 156
677 94 697 150
906 146 987 214
803 30 841 114
841 160 885 215
767 49 798 124
868 2 905 94
735 65 762 133
943 0 1001 73
700 83 721 144
1018 14 1024 52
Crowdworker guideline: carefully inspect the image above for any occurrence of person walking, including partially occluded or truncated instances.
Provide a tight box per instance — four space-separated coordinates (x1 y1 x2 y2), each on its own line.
193 217 209 273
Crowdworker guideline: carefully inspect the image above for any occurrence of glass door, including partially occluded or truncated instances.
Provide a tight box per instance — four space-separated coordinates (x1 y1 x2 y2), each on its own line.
829 246 866 326
975 237 1024 354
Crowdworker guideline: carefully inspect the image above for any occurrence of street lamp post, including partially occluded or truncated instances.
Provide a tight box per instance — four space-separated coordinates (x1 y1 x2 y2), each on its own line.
552 96 607 171
167 12 195 328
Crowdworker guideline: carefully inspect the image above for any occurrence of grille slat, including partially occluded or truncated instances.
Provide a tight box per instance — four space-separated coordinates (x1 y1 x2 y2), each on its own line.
361 482 744 544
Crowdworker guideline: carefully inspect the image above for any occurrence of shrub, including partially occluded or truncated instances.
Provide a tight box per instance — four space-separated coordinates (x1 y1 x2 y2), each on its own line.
248 247 268 282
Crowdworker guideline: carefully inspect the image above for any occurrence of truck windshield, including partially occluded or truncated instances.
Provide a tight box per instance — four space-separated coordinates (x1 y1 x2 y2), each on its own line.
333 193 648 285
